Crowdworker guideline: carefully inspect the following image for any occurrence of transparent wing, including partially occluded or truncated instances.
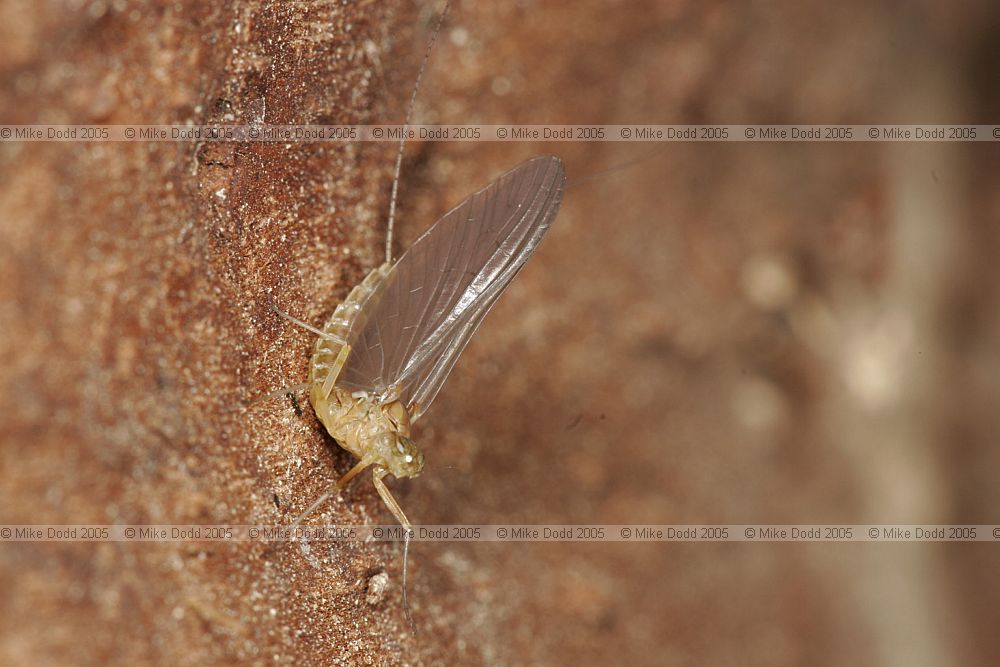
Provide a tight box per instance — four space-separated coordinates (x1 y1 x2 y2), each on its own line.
337 155 566 420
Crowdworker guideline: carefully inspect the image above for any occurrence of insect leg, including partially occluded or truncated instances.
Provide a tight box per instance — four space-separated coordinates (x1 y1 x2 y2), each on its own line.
321 344 352 400
268 297 346 344
371 467 413 529
290 457 372 534
372 467 416 631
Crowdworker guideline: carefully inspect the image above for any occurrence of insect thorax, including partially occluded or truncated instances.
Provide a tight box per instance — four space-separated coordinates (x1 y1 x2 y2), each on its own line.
308 263 424 480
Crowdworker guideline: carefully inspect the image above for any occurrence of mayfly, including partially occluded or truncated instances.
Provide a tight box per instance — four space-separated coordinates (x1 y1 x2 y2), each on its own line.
268 1 567 627
283 151 564 529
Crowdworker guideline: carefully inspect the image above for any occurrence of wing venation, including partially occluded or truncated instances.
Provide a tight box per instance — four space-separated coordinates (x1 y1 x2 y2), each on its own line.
337 155 566 419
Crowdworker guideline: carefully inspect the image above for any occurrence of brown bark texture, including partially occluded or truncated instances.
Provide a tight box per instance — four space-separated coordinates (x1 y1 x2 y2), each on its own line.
2 0 1000 665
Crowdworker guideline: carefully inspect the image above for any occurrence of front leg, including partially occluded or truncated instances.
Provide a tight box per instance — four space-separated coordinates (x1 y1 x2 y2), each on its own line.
372 466 416 630
372 466 412 529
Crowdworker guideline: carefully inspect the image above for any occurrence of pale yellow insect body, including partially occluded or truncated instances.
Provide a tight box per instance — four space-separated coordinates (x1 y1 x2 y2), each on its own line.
304 263 424 530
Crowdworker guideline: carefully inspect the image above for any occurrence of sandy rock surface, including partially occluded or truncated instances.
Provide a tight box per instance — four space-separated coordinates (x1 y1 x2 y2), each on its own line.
2 1 1000 665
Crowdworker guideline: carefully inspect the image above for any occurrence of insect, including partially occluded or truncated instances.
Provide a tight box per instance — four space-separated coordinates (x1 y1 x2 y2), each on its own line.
284 152 565 530
267 1 567 628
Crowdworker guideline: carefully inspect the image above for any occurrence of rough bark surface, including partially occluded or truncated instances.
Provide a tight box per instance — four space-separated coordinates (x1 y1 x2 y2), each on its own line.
2 1 1000 665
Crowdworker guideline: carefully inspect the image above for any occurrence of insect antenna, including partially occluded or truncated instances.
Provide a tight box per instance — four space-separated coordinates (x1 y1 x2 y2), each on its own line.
384 0 451 265
379 2 452 632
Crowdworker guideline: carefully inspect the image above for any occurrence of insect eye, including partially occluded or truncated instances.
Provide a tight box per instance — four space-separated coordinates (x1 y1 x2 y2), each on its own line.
404 454 413 463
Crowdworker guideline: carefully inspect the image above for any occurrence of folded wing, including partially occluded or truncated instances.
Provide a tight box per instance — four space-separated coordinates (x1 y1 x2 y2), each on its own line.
336 155 566 420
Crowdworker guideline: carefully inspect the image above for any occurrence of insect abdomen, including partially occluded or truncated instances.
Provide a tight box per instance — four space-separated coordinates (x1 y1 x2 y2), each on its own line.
309 263 392 427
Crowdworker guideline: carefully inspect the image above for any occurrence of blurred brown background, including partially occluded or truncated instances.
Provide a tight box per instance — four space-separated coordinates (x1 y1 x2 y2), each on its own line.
2 0 1000 664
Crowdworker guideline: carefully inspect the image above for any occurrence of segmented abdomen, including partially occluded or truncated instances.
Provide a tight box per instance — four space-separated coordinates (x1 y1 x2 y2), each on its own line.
309 263 392 430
